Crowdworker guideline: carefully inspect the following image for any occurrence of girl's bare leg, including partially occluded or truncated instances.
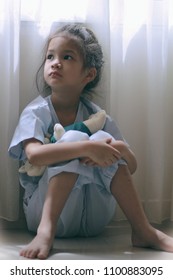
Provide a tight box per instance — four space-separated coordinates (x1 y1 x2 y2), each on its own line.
110 165 173 252
20 172 78 259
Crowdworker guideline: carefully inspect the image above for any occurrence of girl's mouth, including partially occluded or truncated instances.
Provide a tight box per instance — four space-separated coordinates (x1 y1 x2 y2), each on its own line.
50 71 62 78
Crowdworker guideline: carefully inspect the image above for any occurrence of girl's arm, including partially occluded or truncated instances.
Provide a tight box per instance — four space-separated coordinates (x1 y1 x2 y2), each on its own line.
23 137 122 168
111 140 137 174
81 139 137 174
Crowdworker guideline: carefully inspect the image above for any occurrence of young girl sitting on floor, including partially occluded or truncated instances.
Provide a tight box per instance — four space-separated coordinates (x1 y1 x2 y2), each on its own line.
9 23 173 259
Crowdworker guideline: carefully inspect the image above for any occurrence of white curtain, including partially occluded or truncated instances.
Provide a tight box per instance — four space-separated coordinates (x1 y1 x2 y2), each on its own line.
110 0 173 223
1 0 173 223
0 0 20 220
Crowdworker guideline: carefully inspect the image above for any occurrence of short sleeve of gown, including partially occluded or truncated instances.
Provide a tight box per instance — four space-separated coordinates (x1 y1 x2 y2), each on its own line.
8 96 52 160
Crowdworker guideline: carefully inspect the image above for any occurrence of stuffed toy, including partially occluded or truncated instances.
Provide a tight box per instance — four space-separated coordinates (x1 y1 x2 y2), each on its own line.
19 110 106 176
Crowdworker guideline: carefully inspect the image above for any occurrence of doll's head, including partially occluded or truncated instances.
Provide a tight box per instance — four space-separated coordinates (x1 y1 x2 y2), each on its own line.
36 23 104 97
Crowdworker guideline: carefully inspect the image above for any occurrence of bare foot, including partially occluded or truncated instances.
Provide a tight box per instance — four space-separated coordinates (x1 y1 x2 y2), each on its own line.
20 232 54 259
132 225 173 252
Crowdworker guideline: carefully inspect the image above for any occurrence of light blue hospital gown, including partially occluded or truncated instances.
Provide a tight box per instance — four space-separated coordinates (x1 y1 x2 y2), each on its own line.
8 95 127 237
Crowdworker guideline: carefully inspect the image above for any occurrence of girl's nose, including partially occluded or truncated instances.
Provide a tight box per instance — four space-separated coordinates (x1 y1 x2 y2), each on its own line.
52 60 62 69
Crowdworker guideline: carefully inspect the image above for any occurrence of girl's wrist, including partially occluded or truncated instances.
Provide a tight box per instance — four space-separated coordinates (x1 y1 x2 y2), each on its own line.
80 140 93 158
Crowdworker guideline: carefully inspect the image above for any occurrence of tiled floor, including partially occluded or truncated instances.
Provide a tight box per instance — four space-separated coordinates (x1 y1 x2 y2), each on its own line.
1 221 173 260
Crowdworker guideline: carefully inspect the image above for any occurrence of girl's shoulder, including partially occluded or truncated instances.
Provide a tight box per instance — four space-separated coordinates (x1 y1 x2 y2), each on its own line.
22 95 49 113
20 95 53 124
80 97 103 114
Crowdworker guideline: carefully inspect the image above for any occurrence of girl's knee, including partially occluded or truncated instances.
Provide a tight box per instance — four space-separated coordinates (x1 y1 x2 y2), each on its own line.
58 130 89 142
90 130 115 141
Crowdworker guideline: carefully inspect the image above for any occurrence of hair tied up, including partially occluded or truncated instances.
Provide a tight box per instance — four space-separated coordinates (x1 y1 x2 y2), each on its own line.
81 27 90 41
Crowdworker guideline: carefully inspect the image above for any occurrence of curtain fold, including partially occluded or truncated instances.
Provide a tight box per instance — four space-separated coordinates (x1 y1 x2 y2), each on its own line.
0 0 20 220
1 0 173 223
110 0 173 223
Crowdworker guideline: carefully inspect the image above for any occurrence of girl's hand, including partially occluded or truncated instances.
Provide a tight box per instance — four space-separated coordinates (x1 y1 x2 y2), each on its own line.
108 139 137 174
81 138 121 167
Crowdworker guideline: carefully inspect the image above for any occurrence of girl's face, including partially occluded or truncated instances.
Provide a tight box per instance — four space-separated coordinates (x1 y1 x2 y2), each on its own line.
44 36 92 96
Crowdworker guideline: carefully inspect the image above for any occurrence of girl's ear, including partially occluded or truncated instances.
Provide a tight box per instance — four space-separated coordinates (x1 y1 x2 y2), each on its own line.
84 67 97 84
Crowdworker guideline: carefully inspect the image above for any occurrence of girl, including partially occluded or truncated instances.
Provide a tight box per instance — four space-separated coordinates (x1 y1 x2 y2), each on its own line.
9 23 173 259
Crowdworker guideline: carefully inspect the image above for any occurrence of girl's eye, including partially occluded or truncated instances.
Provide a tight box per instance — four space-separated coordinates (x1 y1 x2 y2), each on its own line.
64 55 73 60
47 54 53 60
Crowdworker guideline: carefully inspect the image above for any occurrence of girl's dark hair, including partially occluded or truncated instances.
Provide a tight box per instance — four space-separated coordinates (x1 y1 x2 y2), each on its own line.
36 23 104 97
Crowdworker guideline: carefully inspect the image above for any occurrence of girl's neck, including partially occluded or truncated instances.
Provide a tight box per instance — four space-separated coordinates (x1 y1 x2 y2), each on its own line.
51 92 80 112
50 93 80 126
